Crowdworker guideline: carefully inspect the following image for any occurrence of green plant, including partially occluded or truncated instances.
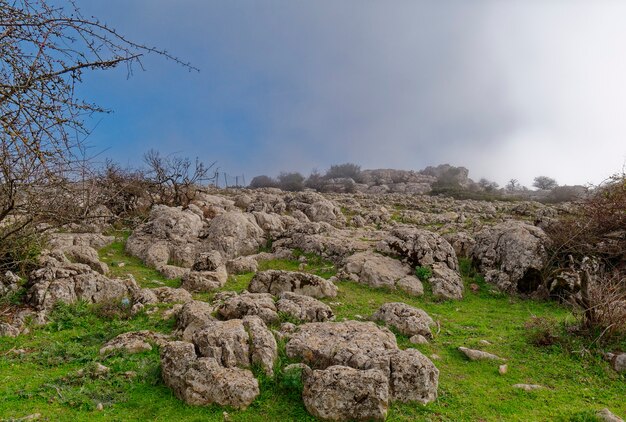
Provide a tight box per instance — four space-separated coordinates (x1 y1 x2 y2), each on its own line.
415 266 433 281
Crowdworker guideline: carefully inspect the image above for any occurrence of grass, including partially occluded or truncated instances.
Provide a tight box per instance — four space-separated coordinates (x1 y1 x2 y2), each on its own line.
1 236 625 421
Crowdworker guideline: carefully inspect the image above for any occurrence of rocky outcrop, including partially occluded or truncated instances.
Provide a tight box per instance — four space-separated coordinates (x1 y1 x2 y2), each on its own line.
472 220 550 294
249 270 338 298
377 227 463 299
276 292 334 322
161 341 259 408
302 365 389 421
371 302 435 338
27 252 138 311
341 251 423 296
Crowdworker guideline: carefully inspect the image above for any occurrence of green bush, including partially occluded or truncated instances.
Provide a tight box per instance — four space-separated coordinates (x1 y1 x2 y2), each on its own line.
415 266 432 281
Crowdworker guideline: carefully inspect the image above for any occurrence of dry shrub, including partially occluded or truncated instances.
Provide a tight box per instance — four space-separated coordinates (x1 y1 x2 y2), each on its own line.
524 316 561 347
579 270 626 340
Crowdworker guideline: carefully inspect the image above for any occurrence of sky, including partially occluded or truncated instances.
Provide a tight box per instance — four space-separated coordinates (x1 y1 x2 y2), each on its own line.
77 0 626 187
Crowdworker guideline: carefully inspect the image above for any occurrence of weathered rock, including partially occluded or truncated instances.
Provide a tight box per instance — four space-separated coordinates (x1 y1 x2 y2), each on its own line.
161 341 259 409
226 256 258 274
387 348 439 403
302 366 389 421
175 300 216 341
410 334 429 345
243 315 278 376
342 251 423 295
193 319 251 368
136 287 193 304
100 330 170 355
472 221 550 294
443 231 476 259
0 271 20 297
276 292 334 322
217 292 279 324
0 322 20 337
191 251 223 271
379 226 459 271
430 262 464 300
304 200 344 226
249 270 337 298
180 268 227 292
371 302 435 338
48 232 115 250
126 205 204 269
607 352 626 373
286 321 398 369
458 347 503 361
62 245 109 275
203 212 265 259
27 253 138 311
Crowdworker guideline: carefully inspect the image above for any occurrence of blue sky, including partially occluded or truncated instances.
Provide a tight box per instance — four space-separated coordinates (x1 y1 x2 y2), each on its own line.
77 1 626 186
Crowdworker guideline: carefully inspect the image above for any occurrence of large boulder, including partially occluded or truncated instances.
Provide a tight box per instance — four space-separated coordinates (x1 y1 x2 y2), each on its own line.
371 302 435 338
286 321 438 404
193 316 277 376
27 252 138 311
276 292 334 322
249 270 338 298
175 300 216 341
203 212 265 259
61 245 109 275
472 220 550 294
161 341 259 409
341 251 423 296
302 365 389 421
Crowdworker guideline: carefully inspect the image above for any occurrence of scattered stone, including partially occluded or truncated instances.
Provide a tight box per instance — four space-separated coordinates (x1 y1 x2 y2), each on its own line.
606 352 626 373
597 408 624 422
371 302 435 338
410 334 429 345
249 270 338 298
96 403 104 411
100 330 170 355
512 384 544 391
302 365 389 421
499 364 508 375
458 347 503 361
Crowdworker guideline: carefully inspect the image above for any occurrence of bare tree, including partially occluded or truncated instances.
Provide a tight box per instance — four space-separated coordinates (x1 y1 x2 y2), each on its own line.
0 0 195 271
143 150 216 207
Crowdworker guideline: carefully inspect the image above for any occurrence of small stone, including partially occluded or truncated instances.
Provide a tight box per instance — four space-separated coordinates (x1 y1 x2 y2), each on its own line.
430 354 441 360
94 363 110 376
459 347 503 361
223 411 231 421
470 283 480 292
123 371 137 379
597 408 624 422
512 384 544 391
117 262 126 268
96 402 104 411
479 340 492 345
499 364 508 375
410 334 429 345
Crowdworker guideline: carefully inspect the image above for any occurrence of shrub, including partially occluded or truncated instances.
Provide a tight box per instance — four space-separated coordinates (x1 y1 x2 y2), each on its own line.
415 266 432 281
324 163 362 182
249 175 278 189
524 316 561 347
277 172 305 192
533 176 558 190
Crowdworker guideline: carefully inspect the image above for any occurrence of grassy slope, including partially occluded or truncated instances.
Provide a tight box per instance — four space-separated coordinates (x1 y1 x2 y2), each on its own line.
0 238 624 421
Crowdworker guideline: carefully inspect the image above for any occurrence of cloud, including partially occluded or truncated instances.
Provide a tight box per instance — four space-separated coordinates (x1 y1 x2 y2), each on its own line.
81 0 626 186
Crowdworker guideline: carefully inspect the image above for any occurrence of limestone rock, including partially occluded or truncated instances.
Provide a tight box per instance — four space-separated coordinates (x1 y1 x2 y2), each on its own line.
203 212 265 259
342 251 423 295
372 302 435 338
276 292 334 322
249 270 337 298
243 315 278 377
458 347 503 361
226 256 258 274
100 330 170 355
175 300 216 341
217 292 279 324
161 341 259 409
472 220 549 294
302 366 389 421
430 262 464 300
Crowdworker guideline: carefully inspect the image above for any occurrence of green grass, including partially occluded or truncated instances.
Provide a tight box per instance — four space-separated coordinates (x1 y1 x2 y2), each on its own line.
1 238 624 421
